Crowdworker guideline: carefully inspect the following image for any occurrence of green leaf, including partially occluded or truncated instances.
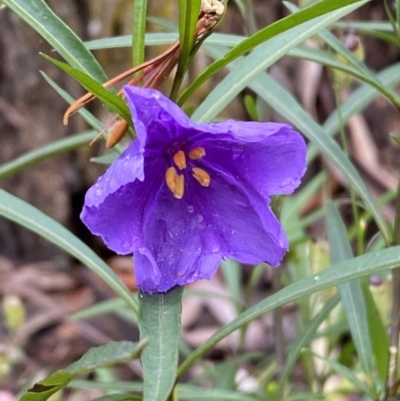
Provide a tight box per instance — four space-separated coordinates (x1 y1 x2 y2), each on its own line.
315 61 400 162
334 21 393 32
243 95 259 121
202 43 389 244
178 386 260 401
90 395 141 401
361 280 389 384
281 172 327 228
177 245 400 377
0 190 137 313
277 294 341 397
250 75 389 243
68 380 142 392
220 259 243 312
91 153 120 165
40 72 124 155
41 71 102 132
178 0 370 105
42 54 132 124
2 0 107 82
326 202 376 390
84 32 247 50
70 299 127 321
385 0 400 42
0 131 94 180
193 1 367 122
310 352 372 395
132 0 148 68
390 133 400 146
287 46 400 108
139 287 183 401
20 341 147 401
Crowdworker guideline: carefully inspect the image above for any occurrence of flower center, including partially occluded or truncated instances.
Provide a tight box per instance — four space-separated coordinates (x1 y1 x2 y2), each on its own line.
165 146 210 199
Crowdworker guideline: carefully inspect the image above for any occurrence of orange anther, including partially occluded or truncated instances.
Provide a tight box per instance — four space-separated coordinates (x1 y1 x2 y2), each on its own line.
192 167 210 187
106 120 129 148
174 174 185 199
188 147 206 160
173 150 187 170
165 166 178 192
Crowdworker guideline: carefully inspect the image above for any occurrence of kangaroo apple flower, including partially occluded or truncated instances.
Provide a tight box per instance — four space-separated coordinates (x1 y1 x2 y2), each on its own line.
81 86 307 293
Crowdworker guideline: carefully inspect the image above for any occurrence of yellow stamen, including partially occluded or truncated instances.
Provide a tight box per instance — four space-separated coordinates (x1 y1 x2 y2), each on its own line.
165 166 178 192
173 150 187 170
189 147 206 160
174 174 185 199
192 167 210 187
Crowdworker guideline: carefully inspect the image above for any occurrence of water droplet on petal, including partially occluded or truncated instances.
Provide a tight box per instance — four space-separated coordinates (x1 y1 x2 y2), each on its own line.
222 256 228 261
279 178 296 188
211 245 220 254
187 205 194 213
138 247 146 254
122 241 130 248
197 215 204 223
95 189 103 197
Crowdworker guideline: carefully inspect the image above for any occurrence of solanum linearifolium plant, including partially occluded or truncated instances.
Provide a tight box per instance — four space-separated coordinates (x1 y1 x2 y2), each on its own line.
2 0 400 400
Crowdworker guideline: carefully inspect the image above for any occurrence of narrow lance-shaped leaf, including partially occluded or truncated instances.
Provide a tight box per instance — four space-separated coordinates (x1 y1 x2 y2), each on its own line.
0 190 138 313
326 202 377 392
139 287 183 401
20 341 147 401
42 54 132 125
277 294 345 397
177 245 400 376
178 0 370 104
0 131 95 180
193 1 367 121
2 0 107 82
201 44 390 244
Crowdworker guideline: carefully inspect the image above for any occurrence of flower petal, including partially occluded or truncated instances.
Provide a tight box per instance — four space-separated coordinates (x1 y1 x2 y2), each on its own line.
132 181 223 293
124 86 193 151
84 140 145 208
81 158 165 254
192 167 288 265
196 123 307 198
134 164 288 293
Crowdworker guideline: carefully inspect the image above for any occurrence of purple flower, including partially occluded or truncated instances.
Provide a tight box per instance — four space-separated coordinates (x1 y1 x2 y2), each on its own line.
81 86 306 293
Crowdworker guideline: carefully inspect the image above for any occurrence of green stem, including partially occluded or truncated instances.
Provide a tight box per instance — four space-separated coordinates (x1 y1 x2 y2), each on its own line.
132 0 148 70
